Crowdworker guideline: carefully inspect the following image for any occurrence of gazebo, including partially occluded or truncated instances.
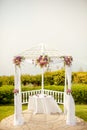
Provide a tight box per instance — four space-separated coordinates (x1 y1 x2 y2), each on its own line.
13 44 76 126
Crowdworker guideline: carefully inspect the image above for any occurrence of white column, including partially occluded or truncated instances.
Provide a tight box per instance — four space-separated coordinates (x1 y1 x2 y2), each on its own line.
41 43 44 94
65 65 72 89
41 68 44 94
65 65 76 125
64 68 67 114
14 65 24 126
64 68 67 92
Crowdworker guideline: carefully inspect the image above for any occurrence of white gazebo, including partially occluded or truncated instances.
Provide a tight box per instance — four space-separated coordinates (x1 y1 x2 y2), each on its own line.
13 43 76 126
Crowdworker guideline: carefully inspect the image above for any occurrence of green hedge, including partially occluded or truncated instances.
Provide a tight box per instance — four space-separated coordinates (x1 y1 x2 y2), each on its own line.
72 72 87 84
0 71 87 86
0 76 14 86
0 85 14 104
71 84 87 104
0 85 41 104
0 84 87 104
44 70 65 85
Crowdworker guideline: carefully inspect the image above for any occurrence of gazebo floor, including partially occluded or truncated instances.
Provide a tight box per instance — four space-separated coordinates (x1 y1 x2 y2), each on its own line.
0 110 87 130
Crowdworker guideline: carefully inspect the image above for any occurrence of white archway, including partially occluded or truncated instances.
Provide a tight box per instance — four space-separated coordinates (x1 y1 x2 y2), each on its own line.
13 44 76 126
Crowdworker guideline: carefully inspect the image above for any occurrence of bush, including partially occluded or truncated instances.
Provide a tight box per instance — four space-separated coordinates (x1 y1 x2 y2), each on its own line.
21 75 31 85
0 85 41 104
0 81 2 87
0 71 87 86
44 72 54 85
0 76 14 85
44 70 65 85
0 85 14 104
0 84 87 104
72 84 87 104
72 72 87 84
21 74 41 86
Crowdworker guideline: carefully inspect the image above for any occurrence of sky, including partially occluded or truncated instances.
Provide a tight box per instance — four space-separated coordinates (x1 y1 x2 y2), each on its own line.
0 0 87 76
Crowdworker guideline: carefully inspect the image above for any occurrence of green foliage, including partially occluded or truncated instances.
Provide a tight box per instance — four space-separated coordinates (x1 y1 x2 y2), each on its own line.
45 85 64 91
72 84 87 104
44 70 65 85
0 85 14 104
30 75 41 86
72 72 87 84
0 76 14 85
22 85 40 91
0 85 41 104
0 70 65 86
44 72 54 85
0 70 87 104
0 84 87 104
21 74 31 85
8 76 14 85
0 81 3 87
0 71 87 86
53 70 65 85
21 74 41 86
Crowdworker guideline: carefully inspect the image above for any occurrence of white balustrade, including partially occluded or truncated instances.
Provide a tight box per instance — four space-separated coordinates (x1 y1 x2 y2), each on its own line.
21 89 64 105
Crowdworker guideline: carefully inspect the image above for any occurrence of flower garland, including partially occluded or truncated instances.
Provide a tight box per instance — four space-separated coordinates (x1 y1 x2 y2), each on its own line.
36 55 50 68
62 56 73 66
13 56 25 66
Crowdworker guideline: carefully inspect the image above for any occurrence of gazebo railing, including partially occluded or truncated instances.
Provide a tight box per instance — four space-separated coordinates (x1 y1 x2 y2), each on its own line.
21 89 64 104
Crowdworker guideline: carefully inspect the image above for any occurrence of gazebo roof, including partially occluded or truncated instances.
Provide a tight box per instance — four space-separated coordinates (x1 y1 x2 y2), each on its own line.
13 43 73 67
17 43 63 60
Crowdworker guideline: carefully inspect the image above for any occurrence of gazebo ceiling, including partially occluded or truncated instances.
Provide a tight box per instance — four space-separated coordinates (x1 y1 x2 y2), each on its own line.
13 43 73 67
17 43 62 60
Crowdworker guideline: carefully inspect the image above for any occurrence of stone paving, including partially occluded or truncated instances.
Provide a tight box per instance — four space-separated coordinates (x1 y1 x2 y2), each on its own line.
0 110 87 130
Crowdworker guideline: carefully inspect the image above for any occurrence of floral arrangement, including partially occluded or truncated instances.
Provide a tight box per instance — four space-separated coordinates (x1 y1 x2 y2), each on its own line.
62 56 73 66
36 55 50 67
13 89 19 95
66 89 72 95
13 56 25 66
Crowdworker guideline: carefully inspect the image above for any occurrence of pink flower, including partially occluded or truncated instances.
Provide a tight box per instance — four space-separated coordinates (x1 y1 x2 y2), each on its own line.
66 89 72 95
63 56 73 66
13 89 19 95
36 55 50 67
13 56 25 66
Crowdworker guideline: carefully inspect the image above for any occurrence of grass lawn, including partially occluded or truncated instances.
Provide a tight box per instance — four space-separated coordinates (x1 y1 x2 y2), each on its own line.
0 104 87 122
0 104 27 121
75 105 87 121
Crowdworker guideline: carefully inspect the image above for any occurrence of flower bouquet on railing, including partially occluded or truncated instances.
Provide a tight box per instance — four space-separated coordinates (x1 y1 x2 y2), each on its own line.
36 55 50 68
66 89 72 95
13 89 19 95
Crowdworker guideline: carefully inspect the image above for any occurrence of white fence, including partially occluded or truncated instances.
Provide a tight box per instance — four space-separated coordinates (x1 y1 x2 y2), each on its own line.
21 89 64 104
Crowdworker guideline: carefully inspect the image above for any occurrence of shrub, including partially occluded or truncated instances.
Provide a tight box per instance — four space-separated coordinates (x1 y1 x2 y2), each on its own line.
72 72 87 84
0 85 14 104
0 81 2 87
72 84 87 104
0 71 87 86
44 70 65 85
44 72 54 85
21 75 31 85
0 76 14 85
0 84 87 104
